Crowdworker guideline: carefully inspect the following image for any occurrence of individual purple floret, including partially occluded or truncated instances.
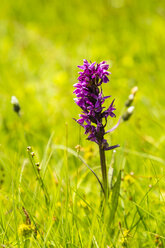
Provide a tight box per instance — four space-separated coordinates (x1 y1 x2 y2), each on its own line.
74 59 119 151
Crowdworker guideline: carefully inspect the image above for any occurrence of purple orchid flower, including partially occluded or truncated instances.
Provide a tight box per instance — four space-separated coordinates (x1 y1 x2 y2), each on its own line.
74 59 119 151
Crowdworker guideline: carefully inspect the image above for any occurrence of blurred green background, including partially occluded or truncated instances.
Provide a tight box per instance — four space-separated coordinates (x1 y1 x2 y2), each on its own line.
1 0 165 155
0 0 165 246
0 0 165 189
1 0 165 153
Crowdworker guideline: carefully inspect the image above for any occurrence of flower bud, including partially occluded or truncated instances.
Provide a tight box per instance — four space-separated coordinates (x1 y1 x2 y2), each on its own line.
31 152 35 157
11 96 21 114
125 94 134 107
75 145 82 152
27 146 32 151
131 86 138 96
122 106 135 121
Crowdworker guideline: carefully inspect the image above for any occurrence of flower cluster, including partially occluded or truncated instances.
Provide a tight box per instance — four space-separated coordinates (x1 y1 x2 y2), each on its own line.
74 60 119 151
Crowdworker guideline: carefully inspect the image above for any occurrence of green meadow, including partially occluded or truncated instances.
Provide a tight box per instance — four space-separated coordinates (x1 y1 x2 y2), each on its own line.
0 0 165 247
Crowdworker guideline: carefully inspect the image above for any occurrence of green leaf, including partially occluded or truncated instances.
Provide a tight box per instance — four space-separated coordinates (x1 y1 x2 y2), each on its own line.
109 170 121 226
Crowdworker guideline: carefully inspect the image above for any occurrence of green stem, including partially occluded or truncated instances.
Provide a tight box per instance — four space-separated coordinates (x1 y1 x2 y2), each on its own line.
24 238 30 248
99 144 108 199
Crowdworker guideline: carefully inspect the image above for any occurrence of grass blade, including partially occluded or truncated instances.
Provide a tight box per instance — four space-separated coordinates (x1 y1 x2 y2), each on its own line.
109 170 121 226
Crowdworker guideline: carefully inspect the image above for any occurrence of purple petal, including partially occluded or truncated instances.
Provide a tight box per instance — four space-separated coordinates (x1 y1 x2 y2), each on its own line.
104 144 120 151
